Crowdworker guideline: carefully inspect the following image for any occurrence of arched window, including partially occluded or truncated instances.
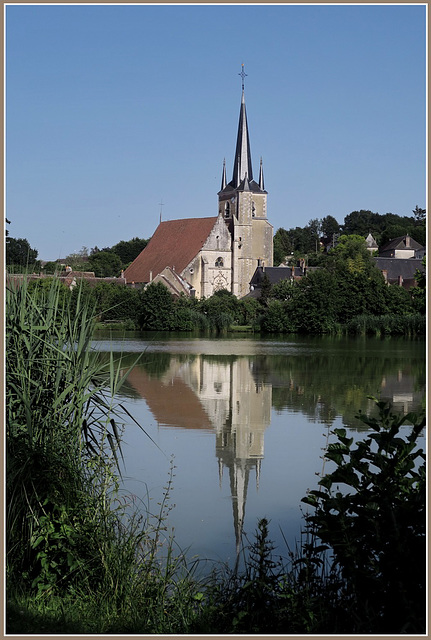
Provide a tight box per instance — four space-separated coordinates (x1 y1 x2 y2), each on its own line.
252 201 256 217
224 202 230 218
215 257 224 268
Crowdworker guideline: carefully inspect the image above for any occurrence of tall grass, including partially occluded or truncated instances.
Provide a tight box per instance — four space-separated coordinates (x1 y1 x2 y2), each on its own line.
6 277 202 633
345 313 425 337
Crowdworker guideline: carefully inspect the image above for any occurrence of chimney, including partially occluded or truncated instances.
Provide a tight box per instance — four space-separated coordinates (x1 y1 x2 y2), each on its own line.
405 234 411 248
150 271 152 282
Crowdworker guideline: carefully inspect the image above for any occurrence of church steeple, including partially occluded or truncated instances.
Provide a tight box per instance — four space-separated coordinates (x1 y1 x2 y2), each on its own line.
259 157 264 190
221 158 227 190
217 64 273 298
232 64 253 188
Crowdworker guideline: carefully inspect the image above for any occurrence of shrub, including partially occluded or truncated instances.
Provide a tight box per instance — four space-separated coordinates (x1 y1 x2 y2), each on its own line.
260 300 293 333
302 401 426 633
139 282 175 330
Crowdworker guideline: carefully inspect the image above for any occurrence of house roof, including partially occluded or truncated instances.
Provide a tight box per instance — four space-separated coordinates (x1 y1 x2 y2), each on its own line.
250 266 293 287
379 234 423 253
125 366 213 431
374 257 424 282
123 217 218 284
365 233 378 249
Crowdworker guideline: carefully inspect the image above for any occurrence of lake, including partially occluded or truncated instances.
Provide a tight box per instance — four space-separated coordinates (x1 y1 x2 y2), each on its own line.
92 332 426 571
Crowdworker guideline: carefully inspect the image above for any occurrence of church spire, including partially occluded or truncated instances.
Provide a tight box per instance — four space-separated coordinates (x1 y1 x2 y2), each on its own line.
232 64 253 188
221 158 227 190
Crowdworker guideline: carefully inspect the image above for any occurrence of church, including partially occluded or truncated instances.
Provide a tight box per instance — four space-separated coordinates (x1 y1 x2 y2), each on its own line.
124 66 273 299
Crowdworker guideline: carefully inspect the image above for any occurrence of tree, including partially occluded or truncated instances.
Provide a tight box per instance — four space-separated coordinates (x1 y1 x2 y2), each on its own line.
42 261 62 275
286 269 338 334
410 257 426 314
412 205 426 224
259 273 272 307
273 228 293 265
330 234 371 264
271 277 294 301
6 237 38 267
321 215 341 239
64 247 91 271
88 251 122 278
202 289 241 324
307 218 322 253
139 282 175 330
110 237 149 266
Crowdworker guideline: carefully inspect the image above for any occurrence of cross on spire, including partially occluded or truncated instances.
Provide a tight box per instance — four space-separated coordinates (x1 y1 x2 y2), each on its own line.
239 63 247 91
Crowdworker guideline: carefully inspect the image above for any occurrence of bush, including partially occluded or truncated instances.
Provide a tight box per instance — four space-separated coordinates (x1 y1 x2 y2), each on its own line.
302 401 426 633
139 282 176 330
260 300 294 333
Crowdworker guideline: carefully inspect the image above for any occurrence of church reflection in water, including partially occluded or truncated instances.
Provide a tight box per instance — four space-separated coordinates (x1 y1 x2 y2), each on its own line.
124 355 271 558
121 350 424 560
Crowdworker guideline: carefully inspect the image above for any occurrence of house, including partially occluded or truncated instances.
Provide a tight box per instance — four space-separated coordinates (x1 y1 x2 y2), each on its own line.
248 263 320 297
378 234 424 259
124 65 273 299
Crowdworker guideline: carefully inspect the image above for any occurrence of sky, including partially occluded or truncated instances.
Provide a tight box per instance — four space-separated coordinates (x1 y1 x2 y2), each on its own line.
6 3 427 261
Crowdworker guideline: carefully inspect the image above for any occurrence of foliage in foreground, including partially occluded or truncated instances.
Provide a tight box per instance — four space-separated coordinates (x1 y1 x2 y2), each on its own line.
6 279 426 633
192 402 426 634
6 278 201 633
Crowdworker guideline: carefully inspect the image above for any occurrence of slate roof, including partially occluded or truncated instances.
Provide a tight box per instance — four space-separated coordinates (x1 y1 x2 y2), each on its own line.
379 235 423 254
374 257 424 286
249 266 292 287
123 217 219 284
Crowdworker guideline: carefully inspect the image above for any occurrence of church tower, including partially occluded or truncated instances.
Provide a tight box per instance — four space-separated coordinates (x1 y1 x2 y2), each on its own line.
218 64 273 298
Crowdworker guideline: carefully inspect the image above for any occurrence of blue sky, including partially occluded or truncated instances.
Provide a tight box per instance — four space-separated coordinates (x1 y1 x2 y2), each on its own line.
6 3 427 261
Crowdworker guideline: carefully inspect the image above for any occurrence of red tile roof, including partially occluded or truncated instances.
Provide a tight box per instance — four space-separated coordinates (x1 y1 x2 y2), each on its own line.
124 217 218 284
125 366 213 431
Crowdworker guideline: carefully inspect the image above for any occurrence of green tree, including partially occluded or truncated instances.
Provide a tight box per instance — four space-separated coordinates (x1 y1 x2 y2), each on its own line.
410 257 426 314
321 215 341 239
273 228 293 265
110 237 149 267
64 247 91 271
286 269 338 334
88 251 122 277
330 234 371 264
271 277 294 301
202 289 241 325
238 297 260 326
259 273 272 307
384 284 414 315
412 205 426 224
260 300 294 333
42 261 62 275
6 237 38 267
139 282 175 330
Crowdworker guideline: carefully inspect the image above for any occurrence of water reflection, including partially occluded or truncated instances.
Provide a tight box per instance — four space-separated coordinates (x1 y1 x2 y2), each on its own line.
123 355 272 557
112 338 424 562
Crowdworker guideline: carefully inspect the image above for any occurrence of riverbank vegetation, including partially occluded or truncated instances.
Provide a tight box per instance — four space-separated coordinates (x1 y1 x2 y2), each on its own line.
6 278 426 634
20 233 425 338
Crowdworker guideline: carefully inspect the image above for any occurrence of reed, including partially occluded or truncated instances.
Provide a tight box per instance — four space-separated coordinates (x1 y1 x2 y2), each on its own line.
6 277 203 633
345 313 425 337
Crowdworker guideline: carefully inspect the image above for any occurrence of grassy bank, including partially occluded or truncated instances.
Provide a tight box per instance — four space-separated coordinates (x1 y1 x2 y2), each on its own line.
6 279 426 634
